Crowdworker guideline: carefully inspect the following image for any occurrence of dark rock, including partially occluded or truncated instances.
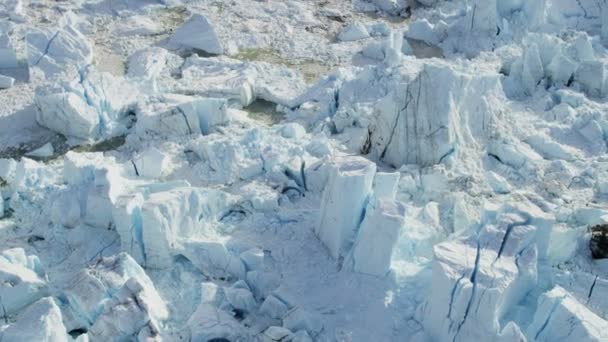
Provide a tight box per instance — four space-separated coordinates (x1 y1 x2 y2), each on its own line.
590 224 608 259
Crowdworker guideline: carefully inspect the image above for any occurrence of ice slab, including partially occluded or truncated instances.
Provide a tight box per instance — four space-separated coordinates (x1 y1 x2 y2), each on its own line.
181 241 246 281
2 297 69 342
0 248 48 318
169 14 223 55
315 156 376 260
346 198 405 276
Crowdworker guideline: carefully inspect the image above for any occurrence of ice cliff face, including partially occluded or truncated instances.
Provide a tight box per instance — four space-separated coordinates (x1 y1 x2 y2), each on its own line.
1 0 608 341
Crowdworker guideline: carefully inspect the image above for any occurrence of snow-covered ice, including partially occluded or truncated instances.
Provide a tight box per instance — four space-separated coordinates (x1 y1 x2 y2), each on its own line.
2 0 608 340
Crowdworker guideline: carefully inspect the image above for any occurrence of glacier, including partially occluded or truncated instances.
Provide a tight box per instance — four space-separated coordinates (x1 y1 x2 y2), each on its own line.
1 0 608 341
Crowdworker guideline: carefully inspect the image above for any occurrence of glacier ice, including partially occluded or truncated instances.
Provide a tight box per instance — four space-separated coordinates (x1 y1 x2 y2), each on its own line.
0 74 14 89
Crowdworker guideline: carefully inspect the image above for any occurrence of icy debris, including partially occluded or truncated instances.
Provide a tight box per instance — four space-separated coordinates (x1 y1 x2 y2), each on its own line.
132 147 167 179
26 25 92 77
35 68 138 141
423 214 538 342
169 14 223 55
127 47 167 79
485 171 512 194
187 303 247 341
2 297 69 342
25 142 54 158
136 96 228 136
527 286 608 341
316 156 376 260
338 22 370 42
346 198 405 277
0 74 14 89
113 187 234 268
0 248 48 317
181 241 246 280
62 253 167 335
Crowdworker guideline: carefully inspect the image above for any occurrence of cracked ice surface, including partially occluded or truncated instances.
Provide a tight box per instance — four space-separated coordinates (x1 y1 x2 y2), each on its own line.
2 0 608 341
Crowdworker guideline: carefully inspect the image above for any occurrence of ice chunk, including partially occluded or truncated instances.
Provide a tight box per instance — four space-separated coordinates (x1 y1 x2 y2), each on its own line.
346 198 405 277
187 304 247 341
26 25 92 77
132 147 167 179
35 68 138 141
261 326 293 342
423 216 538 341
574 61 606 98
181 241 246 280
372 172 400 200
316 156 376 259
282 307 323 337
338 22 370 42
136 97 228 136
25 142 54 158
260 295 289 319
0 74 14 89
113 187 234 268
63 253 167 332
126 47 167 79
0 34 18 69
169 14 223 54
0 248 48 317
223 285 257 314
527 286 608 341
2 297 69 342
240 248 265 272
485 171 512 194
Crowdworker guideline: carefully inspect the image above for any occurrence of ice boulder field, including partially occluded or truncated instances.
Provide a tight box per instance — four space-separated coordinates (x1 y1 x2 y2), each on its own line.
3 0 608 341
